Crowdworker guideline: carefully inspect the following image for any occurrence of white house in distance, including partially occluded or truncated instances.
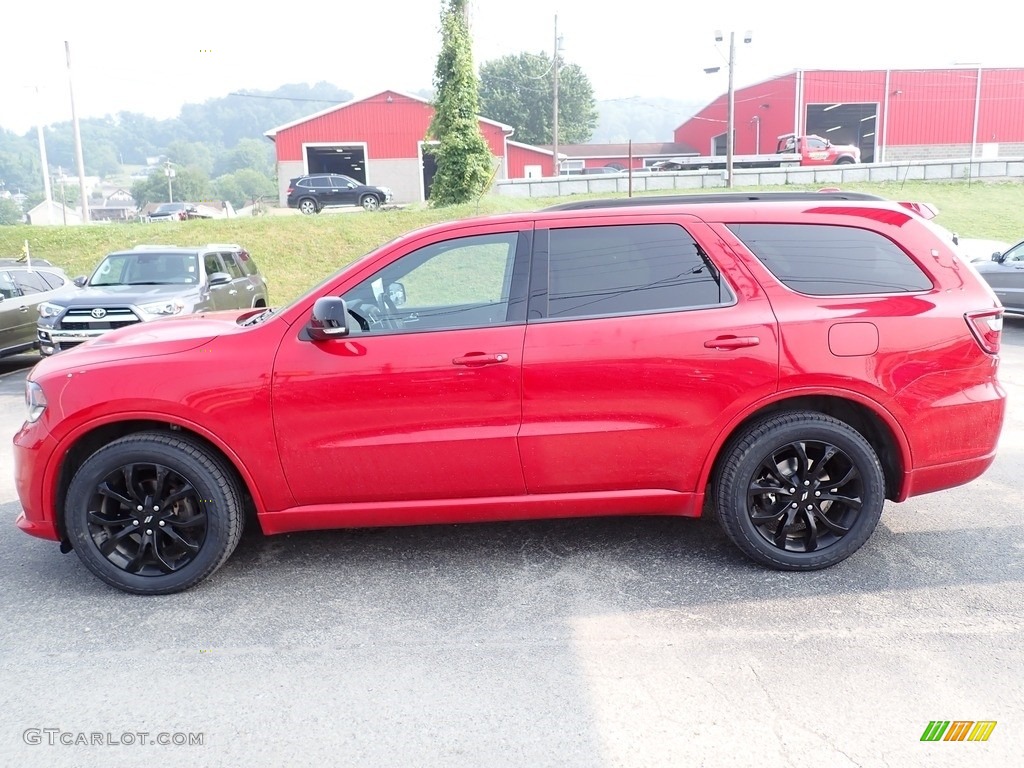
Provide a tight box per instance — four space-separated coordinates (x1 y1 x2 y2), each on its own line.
25 200 82 226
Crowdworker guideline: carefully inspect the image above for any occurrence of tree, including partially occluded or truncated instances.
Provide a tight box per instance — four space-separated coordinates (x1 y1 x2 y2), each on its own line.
213 169 276 209
0 198 24 225
167 141 215 177
214 138 274 177
427 0 494 207
479 52 598 146
130 167 212 207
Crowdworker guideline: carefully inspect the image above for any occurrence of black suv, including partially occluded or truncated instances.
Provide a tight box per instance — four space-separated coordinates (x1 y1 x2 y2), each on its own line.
286 173 393 214
37 244 269 356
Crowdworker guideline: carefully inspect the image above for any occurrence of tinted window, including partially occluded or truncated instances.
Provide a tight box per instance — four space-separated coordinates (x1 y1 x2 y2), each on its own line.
309 177 332 189
546 224 728 319
236 250 259 276
728 224 933 295
39 271 66 290
220 252 243 279
13 271 48 294
342 232 519 333
331 176 356 188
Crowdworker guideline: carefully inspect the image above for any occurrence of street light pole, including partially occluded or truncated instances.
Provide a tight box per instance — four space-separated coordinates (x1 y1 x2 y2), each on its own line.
726 31 735 188
165 160 175 203
552 14 560 177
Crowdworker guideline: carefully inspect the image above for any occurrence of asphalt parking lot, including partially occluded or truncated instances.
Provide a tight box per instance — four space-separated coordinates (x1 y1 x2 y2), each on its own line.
0 320 1021 768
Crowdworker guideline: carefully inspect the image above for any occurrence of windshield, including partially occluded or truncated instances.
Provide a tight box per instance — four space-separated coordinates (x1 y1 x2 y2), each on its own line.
154 203 185 213
89 252 200 286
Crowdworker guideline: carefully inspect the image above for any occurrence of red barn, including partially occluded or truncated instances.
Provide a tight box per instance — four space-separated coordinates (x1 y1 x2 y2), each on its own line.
674 67 1024 163
265 90 528 205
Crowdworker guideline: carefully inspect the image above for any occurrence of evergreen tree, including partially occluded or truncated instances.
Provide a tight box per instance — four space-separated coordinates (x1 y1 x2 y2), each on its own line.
427 0 494 206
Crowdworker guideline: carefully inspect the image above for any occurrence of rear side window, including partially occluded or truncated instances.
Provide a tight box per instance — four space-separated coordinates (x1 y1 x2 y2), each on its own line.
546 223 729 319
728 223 933 295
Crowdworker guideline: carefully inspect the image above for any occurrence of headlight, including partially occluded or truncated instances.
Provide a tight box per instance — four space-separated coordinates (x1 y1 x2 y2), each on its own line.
25 380 47 423
38 302 65 318
139 299 186 316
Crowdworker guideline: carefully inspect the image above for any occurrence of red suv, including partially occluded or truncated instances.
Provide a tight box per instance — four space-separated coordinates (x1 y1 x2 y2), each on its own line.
13 192 1006 594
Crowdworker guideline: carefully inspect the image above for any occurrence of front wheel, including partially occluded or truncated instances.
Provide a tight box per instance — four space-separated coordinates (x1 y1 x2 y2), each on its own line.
360 194 381 211
835 157 855 165
63 432 245 594
714 411 885 570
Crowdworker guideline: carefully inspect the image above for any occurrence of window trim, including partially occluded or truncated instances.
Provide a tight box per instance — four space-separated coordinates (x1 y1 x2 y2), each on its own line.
529 223 737 324
330 229 534 338
726 222 935 298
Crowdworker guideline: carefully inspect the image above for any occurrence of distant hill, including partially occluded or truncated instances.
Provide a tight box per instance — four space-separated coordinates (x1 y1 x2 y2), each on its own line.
592 97 703 143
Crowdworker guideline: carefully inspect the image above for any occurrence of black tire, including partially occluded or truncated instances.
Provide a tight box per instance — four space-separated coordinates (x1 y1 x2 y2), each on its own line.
298 198 319 215
64 432 245 595
835 157 855 165
714 411 884 570
360 194 381 211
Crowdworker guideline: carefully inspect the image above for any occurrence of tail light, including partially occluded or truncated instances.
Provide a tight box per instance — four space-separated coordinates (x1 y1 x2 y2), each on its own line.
965 309 1003 354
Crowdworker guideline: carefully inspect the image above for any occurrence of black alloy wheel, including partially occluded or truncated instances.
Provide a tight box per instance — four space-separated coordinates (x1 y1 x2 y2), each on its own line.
715 411 885 570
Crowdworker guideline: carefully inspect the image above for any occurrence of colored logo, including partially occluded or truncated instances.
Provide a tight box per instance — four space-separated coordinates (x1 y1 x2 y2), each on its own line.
920 721 997 742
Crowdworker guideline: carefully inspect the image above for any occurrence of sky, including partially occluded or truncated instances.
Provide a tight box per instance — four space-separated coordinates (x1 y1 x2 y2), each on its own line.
0 1 1017 136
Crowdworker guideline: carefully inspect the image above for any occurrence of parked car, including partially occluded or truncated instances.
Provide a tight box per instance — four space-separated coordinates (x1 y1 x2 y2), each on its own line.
36 244 269 356
14 191 1006 594
927 221 1010 264
973 238 1024 313
147 202 197 222
0 260 77 359
286 173 393 214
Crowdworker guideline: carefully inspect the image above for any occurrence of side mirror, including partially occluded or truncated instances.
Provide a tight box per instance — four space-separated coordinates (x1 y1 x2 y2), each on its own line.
992 252 1005 263
387 281 406 307
208 271 232 285
73 275 87 287
308 297 350 340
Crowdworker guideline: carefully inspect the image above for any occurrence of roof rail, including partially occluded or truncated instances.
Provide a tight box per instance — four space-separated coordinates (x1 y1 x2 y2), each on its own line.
132 244 183 250
541 191 888 212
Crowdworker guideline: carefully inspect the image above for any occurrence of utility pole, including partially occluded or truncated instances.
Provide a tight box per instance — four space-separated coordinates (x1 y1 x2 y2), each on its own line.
32 86 52 205
65 42 89 223
56 166 67 226
726 31 735 188
165 160 175 202
552 14 560 177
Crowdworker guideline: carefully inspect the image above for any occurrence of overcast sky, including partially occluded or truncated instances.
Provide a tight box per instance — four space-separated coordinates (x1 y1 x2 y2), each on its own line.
0 1 1015 136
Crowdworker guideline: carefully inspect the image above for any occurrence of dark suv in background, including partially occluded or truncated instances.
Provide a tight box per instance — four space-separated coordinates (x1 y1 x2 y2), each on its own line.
286 173 393 214
37 244 269 356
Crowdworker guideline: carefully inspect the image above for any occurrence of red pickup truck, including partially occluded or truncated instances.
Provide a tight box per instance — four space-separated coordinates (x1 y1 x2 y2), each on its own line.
653 133 861 171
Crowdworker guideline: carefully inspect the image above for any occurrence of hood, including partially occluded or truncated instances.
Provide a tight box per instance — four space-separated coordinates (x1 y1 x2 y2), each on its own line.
52 283 202 308
32 310 251 373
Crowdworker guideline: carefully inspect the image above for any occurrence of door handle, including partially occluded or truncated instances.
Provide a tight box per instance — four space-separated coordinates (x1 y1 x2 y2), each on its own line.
246 284 255 291
704 335 760 350
452 352 510 366
228 289 238 295
19 306 30 312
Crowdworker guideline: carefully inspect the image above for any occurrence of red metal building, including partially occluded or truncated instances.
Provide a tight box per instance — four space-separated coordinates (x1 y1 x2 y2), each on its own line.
265 90 554 204
674 68 1024 163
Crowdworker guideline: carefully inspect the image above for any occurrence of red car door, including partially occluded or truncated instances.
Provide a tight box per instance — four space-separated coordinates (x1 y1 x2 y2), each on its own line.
272 227 531 511
518 216 779 498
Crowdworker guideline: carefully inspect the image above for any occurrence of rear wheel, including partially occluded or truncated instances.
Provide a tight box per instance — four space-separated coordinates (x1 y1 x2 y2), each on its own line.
64 432 245 594
714 411 885 570
298 198 318 215
360 194 381 211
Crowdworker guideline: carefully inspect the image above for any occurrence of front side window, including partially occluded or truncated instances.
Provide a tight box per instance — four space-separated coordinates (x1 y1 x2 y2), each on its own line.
341 232 520 334
545 224 729 320
219 253 244 279
728 223 933 295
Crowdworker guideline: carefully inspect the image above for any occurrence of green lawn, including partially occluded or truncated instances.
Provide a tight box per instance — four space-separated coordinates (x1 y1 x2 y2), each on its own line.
2 180 1022 306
